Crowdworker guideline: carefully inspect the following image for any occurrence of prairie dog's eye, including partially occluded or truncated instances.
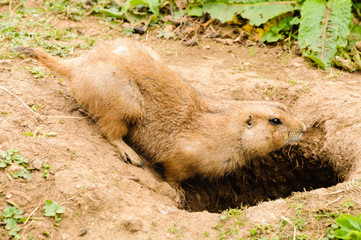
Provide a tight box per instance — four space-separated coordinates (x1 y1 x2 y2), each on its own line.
269 118 282 126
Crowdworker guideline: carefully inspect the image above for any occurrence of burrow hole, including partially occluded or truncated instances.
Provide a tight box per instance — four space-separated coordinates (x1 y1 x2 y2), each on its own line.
181 122 352 212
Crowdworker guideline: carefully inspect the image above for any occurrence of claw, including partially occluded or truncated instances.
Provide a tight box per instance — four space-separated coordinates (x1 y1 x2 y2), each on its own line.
169 181 188 209
111 139 144 168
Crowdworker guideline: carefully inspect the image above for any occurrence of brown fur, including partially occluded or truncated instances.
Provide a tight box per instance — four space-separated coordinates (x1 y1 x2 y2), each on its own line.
14 39 306 203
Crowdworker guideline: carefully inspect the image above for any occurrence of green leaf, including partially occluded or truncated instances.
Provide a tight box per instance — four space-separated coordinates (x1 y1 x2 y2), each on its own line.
347 231 361 240
262 16 293 42
290 16 300 25
239 0 299 26
128 0 148 7
2 206 23 240
335 230 361 240
0 161 6 168
10 166 32 179
4 218 21 232
0 149 28 167
186 6 203 17
347 23 361 49
299 0 352 69
203 0 242 23
203 0 299 24
336 214 361 231
44 200 65 222
147 0 160 15
96 7 124 19
334 229 350 238
334 214 361 239
120 0 160 16
262 30 284 42
2 206 23 219
173 10 185 18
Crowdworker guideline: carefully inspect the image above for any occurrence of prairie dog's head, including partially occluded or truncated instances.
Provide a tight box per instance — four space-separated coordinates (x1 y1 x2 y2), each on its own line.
239 102 306 158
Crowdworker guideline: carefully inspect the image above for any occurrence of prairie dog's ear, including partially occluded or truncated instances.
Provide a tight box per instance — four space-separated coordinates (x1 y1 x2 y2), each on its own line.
246 114 253 128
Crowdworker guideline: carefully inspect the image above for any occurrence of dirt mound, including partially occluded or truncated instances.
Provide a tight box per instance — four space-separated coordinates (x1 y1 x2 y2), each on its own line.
1 37 361 239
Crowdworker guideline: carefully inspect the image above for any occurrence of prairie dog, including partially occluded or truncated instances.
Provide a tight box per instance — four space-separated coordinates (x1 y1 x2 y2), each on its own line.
15 39 306 205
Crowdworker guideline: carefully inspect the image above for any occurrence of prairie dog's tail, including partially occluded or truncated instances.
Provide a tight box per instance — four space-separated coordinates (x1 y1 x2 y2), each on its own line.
14 47 72 79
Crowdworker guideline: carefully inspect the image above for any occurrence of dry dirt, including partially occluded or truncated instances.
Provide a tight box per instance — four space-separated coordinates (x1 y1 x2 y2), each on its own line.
1 16 361 240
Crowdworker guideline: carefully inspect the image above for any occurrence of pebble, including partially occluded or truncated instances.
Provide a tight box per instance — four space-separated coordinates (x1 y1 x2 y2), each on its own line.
32 159 44 170
79 228 87 236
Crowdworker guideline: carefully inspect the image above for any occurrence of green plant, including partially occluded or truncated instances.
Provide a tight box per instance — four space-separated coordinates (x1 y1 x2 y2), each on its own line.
24 130 57 138
262 16 299 43
0 149 31 179
27 67 46 79
299 0 352 70
1 206 25 240
44 200 65 224
216 206 246 239
333 214 361 239
340 199 355 210
168 224 182 237
42 164 50 178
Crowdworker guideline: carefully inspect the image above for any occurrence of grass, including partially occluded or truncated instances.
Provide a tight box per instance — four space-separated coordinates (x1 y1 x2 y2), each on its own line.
214 206 246 239
0 2 97 59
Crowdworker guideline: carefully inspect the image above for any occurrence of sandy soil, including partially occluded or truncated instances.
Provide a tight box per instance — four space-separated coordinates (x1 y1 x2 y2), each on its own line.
1 16 361 240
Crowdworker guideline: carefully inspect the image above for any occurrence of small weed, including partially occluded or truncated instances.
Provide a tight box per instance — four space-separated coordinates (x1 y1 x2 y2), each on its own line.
1 205 25 240
44 200 65 225
263 89 273 97
250 227 258 235
327 69 343 79
27 67 46 79
1 111 9 115
340 198 355 210
204 231 209 237
249 46 255 56
249 224 272 237
288 79 298 85
220 206 244 221
42 164 50 178
216 206 246 239
314 210 339 221
0 149 31 179
168 224 182 237
24 130 57 138
291 203 305 216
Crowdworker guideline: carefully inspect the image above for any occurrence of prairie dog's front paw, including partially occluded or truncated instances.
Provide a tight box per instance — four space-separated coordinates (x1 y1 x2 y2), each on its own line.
111 139 144 168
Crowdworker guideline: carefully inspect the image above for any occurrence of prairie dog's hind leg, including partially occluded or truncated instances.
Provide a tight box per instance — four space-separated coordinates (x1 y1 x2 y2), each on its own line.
111 139 144 168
